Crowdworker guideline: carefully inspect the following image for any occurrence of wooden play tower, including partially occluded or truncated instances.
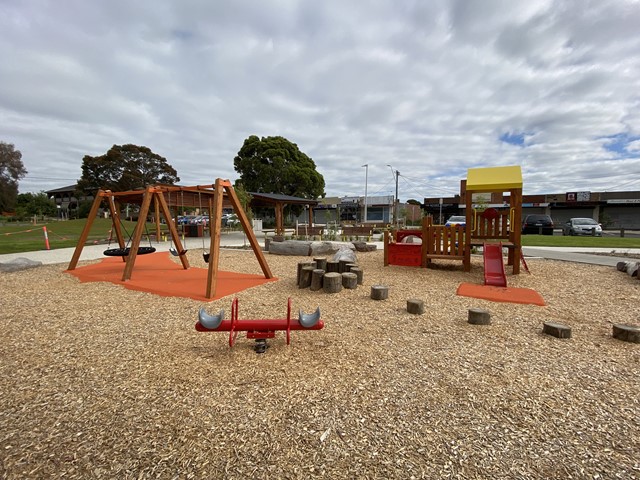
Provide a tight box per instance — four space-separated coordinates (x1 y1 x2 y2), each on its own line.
67 179 273 298
384 165 523 275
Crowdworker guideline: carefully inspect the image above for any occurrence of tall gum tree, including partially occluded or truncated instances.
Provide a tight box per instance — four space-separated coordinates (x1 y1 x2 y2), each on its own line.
233 135 325 200
0 142 28 213
77 144 180 194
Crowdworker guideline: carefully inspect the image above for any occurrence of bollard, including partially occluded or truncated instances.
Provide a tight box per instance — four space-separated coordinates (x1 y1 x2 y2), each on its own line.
42 226 50 250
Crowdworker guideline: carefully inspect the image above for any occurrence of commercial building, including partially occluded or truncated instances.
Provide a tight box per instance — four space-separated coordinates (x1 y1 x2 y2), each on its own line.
423 181 640 229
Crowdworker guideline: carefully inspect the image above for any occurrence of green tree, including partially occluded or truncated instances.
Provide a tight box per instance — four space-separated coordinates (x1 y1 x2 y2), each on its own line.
77 144 180 194
233 181 253 221
233 135 325 200
15 192 57 218
0 142 28 213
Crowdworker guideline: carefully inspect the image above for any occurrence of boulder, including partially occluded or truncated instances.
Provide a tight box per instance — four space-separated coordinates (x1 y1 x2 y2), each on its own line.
333 246 357 264
0 257 43 273
309 241 355 257
268 240 311 256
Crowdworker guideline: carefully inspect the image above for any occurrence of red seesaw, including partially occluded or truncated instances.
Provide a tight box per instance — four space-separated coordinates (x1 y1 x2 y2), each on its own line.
196 298 323 353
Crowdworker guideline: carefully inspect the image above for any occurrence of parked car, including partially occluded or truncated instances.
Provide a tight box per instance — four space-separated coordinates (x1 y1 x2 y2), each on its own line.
222 213 240 227
177 215 194 225
521 214 554 235
562 218 602 236
445 215 466 228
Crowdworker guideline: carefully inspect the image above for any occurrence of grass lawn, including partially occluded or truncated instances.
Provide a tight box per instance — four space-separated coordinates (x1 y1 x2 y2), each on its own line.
520 233 640 248
0 219 161 254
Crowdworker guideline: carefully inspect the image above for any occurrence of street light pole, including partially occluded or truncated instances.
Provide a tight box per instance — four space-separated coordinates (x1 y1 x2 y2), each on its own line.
362 164 368 224
387 165 400 227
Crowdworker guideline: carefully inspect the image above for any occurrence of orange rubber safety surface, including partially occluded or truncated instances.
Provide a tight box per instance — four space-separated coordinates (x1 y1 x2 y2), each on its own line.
456 282 545 306
66 252 277 302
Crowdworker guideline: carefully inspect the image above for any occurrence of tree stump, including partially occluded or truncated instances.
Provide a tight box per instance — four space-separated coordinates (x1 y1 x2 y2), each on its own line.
612 324 640 343
326 261 340 273
299 266 315 289
345 263 358 273
371 285 389 300
342 272 358 289
310 269 325 291
467 308 491 325
350 267 364 285
314 257 327 271
542 321 572 338
407 299 425 315
616 261 628 272
297 261 316 285
339 259 351 273
323 272 343 293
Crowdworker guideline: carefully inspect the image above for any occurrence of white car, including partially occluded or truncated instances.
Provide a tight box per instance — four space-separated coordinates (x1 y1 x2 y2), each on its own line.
445 215 466 227
222 213 240 227
562 218 602 236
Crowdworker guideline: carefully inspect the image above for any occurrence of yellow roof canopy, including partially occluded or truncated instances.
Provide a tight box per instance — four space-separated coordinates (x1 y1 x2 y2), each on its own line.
466 165 522 192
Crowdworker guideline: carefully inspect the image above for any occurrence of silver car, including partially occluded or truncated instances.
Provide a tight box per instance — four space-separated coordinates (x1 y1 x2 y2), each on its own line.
562 218 602 236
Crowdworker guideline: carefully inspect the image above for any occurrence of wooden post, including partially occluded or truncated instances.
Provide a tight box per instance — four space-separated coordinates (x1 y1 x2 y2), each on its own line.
205 180 225 299
310 269 324 291
407 299 425 315
299 266 314 288
338 259 351 273
297 261 316 284
326 260 340 273
350 267 363 285
67 190 106 271
224 180 273 279
323 272 342 293
314 257 327 270
383 230 390 266
543 322 572 338
345 263 358 272
121 188 153 281
612 324 640 343
370 285 388 300
468 308 491 325
342 272 357 289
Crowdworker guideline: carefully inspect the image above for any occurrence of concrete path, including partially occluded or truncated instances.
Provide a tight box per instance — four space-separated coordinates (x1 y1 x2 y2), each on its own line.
522 247 640 267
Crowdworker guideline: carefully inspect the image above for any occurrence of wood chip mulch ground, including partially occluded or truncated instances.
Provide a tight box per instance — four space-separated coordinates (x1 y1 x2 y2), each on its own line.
1 249 639 479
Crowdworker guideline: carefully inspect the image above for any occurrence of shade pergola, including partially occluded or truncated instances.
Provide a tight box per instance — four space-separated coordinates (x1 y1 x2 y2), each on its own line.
67 179 273 298
249 192 319 235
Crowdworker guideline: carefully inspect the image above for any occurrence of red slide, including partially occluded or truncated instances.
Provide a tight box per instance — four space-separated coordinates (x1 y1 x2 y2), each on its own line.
483 243 507 287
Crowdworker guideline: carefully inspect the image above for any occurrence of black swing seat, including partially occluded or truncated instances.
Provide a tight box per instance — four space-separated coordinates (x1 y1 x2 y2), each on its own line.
198 308 224 330
298 307 321 328
169 247 188 256
203 252 210 263
103 246 157 257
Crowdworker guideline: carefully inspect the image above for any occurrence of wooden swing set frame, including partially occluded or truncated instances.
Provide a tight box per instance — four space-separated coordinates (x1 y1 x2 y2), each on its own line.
67 178 273 299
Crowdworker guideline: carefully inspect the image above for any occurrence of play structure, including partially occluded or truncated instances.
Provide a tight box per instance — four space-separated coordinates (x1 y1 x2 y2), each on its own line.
196 298 324 353
67 179 273 299
384 166 524 282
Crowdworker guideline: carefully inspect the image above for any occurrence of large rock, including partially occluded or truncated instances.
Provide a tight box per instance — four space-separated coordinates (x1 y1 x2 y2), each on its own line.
333 246 357 264
353 241 377 252
309 241 355 257
268 240 312 256
0 257 43 272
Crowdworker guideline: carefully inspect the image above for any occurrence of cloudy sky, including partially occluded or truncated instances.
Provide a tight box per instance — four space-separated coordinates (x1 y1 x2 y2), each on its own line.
2 0 640 201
